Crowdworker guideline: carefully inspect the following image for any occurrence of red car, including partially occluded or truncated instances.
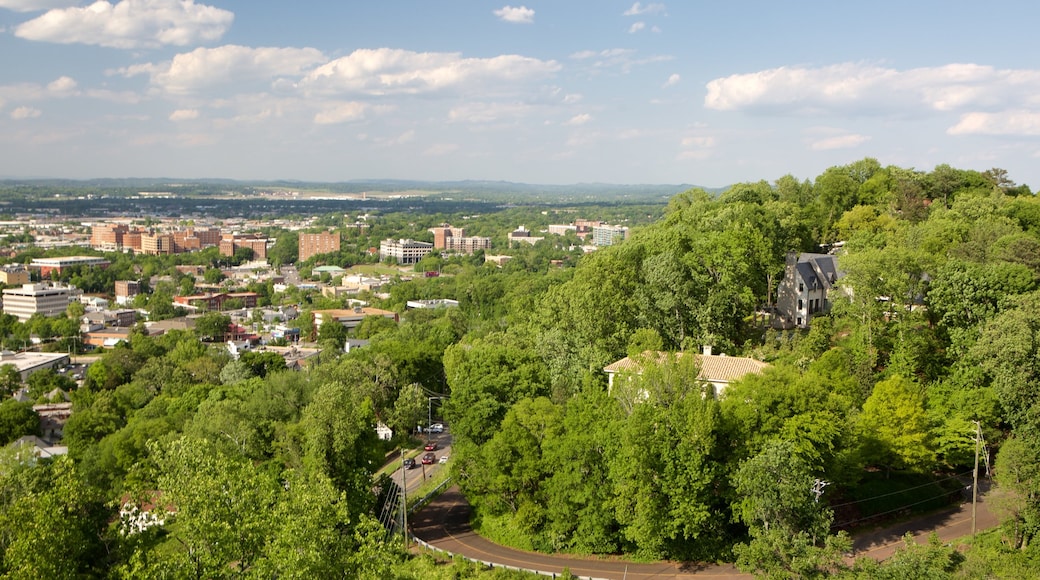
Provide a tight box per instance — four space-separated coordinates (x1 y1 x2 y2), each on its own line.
424 442 438 451
421 452 436 465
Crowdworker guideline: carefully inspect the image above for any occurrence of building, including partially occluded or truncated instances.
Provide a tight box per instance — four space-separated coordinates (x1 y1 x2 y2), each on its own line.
90 223 129 250
0 350 71 381
115 280 141 305
173 292 258 311
140 232 174 255
507 226 544 246
299 232 341 261
220 233 269 260
603 347 770 398
547 224 578 236
312 306 398 337
406 299 459 309
30 256 110 277
0 265 30 286
429 225 490 254
379 239 433 264
2 283 78 321
775 252 843 329
592 225 629 247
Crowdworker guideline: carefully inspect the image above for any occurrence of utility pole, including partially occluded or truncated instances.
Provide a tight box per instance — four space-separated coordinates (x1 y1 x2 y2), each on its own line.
401 458 408 550
972 420 981 539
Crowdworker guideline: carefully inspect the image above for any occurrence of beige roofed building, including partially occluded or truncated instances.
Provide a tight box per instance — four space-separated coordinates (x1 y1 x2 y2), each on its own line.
603 347 769 397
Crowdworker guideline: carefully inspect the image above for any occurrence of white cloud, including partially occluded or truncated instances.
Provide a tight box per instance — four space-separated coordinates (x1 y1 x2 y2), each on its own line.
448 102 532 123
562 93 582 104
681 136 714 147
47 75 77 95
423 143 459 156
628 22 645 34
0 0 77 13
302 48 560 97
948 111 1040 136
493 5 534 24
15 0 233 49
705 62 1040 117
10 106 41 119
168 108 199 122
564 113 591 126
569 48 671 74
809 133 870 150
121 45 326 94
663 73 680 88
377 130 415 147
624 2 666 16
313 102 367 125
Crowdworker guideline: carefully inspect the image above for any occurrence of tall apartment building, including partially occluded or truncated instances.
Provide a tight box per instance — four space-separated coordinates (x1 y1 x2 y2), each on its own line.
379 239 433 264
141 232 174 255
220 233 269 260
2 283 78 321
172 227 221 253
429 225 491 254
90 223 130 250
299 232 341 261
592 225 629 247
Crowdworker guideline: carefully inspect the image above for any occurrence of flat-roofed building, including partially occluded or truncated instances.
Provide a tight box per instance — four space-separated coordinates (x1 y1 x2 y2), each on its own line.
299 232 341 261
592 224 629 247
0 350 71 381
2 283 78 321
141 232 174 255
0 265 30 286
30 256 110 277
379 239 433 264
221 233 269 260
312 306 398 338
115 280 141 305
90 223 129 250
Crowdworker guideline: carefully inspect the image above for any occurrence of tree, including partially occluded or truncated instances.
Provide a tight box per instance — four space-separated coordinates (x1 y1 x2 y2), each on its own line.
194 311 231 342
0 400 38 445
732 440 850 578
858 375 935 473
0 364 21 398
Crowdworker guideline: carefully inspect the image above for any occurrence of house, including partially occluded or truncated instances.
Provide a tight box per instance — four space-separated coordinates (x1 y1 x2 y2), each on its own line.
775 252 843 329
9 435 67 460
375 422 393 441
603 347 770 397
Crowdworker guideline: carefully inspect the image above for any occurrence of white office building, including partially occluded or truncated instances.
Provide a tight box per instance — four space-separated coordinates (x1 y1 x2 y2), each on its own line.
2 283 78 321
379 239 434 264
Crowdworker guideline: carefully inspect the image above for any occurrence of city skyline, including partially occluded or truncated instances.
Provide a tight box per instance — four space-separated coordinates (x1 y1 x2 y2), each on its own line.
2 1 1040 189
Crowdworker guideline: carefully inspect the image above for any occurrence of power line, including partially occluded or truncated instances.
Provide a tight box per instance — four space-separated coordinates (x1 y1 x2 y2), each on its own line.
828 470 972 509
832 487 965 529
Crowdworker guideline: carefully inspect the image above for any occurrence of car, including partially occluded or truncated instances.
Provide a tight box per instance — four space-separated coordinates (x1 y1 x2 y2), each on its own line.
421 452 436 465
428 423 444 433
402 457 416 469
438 455 449 464
424 442 438 451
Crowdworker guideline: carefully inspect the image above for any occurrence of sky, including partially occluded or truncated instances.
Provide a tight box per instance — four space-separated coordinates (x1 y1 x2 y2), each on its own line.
2 1 1040 189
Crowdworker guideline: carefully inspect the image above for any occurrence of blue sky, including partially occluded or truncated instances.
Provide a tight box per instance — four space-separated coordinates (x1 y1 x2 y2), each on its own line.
2 1 1040 189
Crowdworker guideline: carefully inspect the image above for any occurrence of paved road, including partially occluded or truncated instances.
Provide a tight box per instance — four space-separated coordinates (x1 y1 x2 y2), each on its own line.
411 480 999 580
392 431 452 495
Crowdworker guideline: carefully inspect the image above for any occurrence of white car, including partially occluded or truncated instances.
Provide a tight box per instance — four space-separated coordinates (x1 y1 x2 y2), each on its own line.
428 423 444 433
438 454 449 464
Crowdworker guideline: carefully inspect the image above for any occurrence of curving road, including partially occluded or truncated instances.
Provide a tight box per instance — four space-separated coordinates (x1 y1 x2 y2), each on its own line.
410 481 999 580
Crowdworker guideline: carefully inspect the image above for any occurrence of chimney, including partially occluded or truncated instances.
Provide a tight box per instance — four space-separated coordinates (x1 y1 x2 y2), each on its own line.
702 345 713 356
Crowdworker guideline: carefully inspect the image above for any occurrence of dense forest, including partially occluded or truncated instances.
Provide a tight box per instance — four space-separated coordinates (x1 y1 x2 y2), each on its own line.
4 159 1040 578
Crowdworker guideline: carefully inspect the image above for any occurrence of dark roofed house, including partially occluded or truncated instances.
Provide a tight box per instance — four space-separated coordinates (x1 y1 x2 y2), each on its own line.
775 252 844 329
